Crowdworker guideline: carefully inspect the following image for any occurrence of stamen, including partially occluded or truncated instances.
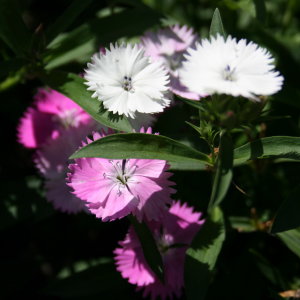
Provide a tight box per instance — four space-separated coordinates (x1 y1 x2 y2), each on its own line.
122 76 134 92
103 159 137 189
223 64 236 81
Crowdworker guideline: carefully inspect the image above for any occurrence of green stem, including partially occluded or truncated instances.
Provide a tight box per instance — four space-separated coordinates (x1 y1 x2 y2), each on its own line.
208 131 233 212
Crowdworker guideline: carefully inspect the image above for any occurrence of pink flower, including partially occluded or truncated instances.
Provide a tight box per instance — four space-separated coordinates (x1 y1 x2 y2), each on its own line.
67 128 175 222
17 88 92 148
35 125 97 213
141 25 201 100
114 201 205 299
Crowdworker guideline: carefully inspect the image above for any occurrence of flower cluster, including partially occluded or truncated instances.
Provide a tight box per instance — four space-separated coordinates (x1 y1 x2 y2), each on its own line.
17 22 285 300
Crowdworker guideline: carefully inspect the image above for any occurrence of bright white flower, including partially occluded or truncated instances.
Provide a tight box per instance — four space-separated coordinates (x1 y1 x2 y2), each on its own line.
84 44 171 118
180 34 284 100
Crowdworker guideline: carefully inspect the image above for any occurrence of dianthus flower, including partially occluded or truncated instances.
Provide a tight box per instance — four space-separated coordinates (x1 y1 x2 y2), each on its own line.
180 34 284 100
35 125 97 213
17 88 92 148
67 128 175 221
141 25 200 100
114 201 205 299
84 44 171 118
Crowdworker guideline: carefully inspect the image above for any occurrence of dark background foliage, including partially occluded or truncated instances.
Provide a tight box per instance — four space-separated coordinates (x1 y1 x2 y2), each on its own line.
0 0 300 299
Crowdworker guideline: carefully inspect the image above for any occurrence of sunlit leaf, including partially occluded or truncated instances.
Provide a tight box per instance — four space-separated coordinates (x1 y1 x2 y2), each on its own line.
70 133 212 166
234 136 300 165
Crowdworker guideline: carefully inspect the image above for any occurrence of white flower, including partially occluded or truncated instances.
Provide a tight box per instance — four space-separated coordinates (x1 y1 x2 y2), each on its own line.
180 34 284 100
84 43 170 118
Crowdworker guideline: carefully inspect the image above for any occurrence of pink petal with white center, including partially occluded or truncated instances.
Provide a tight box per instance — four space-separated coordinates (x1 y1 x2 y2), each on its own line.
68 127 175 221
17 87 93 149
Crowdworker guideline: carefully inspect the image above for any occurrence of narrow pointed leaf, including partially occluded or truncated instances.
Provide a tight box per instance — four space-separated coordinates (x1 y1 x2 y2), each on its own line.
0 0 31 56
41 71 133 132
129 216 164 282
70 133 212 166
185 206 225 300
271 186 300 233
209 8 226 37
234 136 300 165
180 97 205 110
208 132 233 211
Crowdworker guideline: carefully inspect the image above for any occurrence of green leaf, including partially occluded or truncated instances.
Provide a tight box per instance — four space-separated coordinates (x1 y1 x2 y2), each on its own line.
253 0 267 24
277 228 300 259
168 160 206 171
41 71 133 132
209 8 226 37
185 206 225 300
0 0 31 56
208 132 233 211
180 97 205 110
70 133 212 166
271 186 300 233
129 216 164 282
234 136 300 165
46 0 94 43
44 6 161 69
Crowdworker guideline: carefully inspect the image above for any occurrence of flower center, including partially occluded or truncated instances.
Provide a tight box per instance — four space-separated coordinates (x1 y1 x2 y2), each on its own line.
154 228 188 255
53 108 80 128
157 232 174 254
122 76 135 93
162 53 182 71
223 65 237 82
103 159 138 195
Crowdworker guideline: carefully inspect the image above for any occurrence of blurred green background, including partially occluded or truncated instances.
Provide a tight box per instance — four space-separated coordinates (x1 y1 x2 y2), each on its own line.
1 0 300 299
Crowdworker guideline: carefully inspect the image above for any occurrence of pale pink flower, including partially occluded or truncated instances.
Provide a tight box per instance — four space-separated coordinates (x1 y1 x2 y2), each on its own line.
67 128 175 222
114 201 205 299
141 25 201 100
34 125 97 213
17 88 92 148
